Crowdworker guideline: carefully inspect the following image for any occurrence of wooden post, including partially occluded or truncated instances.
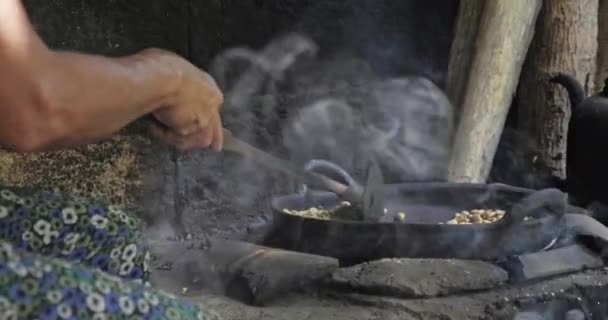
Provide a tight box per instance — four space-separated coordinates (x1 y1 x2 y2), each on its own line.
596 0 608 90
446 0 486 117
447 0 542 183
519 0 599 180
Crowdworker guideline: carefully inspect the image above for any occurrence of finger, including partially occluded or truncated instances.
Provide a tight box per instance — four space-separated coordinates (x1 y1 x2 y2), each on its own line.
154 111 203 136
202 73 224 112
194 115 210 131
199 115 214 149
197 125 213 149
177 123 201 136
211 113 224 152
205 115 219 152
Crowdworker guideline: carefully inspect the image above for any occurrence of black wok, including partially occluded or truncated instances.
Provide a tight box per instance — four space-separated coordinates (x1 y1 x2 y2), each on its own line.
262 160 586 266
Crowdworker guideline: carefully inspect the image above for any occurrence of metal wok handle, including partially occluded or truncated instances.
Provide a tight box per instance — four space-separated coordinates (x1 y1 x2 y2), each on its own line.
298 160 357 196
500 188 567 228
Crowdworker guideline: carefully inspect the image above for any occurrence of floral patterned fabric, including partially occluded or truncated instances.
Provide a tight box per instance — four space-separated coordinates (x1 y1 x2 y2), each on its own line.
0 186 222 320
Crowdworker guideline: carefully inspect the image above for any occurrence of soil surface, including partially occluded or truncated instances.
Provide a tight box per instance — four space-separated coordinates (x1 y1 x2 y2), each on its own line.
157 259 608 320
144 238 607 320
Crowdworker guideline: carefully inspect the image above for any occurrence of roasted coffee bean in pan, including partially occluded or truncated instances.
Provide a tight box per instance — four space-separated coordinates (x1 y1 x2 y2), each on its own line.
283 205 530 224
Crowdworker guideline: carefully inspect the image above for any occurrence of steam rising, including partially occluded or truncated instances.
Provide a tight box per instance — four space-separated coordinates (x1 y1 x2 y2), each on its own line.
205 33 457 215
211 34 318 146
281 57 454 183
202 33 462 256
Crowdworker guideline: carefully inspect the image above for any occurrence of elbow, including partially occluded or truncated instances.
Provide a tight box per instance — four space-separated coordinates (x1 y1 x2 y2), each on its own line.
0 51 67 153
3 101 61 153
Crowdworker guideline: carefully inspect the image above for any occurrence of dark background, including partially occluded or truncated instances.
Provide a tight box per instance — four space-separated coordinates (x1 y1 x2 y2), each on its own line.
23 0 459 87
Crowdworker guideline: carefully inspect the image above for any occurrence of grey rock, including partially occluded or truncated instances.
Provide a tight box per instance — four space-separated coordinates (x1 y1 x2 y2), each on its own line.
565 309 586 320
150 264 608 320
331 258 508 298
513 311 544 320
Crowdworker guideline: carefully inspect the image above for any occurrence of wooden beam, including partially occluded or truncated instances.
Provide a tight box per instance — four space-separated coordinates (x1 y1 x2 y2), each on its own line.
596 0 608 90
448 0 542 183
446 0 486 118
519 0 599 180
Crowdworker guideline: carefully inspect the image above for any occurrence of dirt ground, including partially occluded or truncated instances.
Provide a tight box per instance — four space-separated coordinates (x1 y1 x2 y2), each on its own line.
150 252 608 320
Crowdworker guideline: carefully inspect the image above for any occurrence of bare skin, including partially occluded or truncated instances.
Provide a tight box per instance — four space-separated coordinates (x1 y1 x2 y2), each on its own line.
0 0 224 153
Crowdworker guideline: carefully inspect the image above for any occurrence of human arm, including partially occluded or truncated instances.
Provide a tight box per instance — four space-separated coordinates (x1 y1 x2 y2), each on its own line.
0 0 223 152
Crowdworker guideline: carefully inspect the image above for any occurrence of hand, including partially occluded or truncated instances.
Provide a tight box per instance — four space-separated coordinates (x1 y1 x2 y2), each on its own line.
143 49 224 151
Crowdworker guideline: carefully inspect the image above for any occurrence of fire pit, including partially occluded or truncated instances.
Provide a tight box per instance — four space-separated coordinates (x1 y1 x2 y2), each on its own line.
146 156 608 319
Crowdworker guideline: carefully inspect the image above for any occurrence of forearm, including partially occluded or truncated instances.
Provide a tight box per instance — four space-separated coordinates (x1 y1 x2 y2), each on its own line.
0 1 179 152
0 0 224 153
39 49 180 147
0 48 179 152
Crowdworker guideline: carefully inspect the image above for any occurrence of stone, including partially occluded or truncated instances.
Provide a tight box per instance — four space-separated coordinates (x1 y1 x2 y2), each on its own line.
565 309 586 320
195 294 421 320
513 312 545 320
331 270 608 320
149 239 339 306
330 258 509 298
146 255 608 320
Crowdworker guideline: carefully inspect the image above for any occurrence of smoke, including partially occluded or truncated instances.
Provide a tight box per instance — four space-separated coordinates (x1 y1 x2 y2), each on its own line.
210 33 319 147
194 33 462 268
282 56 454 183
203 34 322 211
197 32 456 231
138 0 462 244
139 31 459 252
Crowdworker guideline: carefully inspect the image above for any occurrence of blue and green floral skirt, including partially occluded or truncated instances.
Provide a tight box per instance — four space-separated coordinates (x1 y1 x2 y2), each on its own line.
0 187 221 319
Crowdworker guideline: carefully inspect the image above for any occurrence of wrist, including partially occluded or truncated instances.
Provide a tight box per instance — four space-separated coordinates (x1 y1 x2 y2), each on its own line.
119 48 183 114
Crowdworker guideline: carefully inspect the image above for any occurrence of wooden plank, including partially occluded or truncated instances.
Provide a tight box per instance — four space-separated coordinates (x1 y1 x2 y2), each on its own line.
446 0 486 118
518 0 599 180
596 0 608 90
448 0 542 183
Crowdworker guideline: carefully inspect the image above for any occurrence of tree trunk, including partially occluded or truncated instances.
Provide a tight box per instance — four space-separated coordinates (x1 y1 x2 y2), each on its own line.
518 0 598 180
446 0 486 118
448 0 542 183
596 0 608 90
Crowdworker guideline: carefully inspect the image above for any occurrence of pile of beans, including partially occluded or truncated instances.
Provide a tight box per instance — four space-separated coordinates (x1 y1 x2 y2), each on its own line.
284 206 524 225
445 209 506 224
283 207 335 220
